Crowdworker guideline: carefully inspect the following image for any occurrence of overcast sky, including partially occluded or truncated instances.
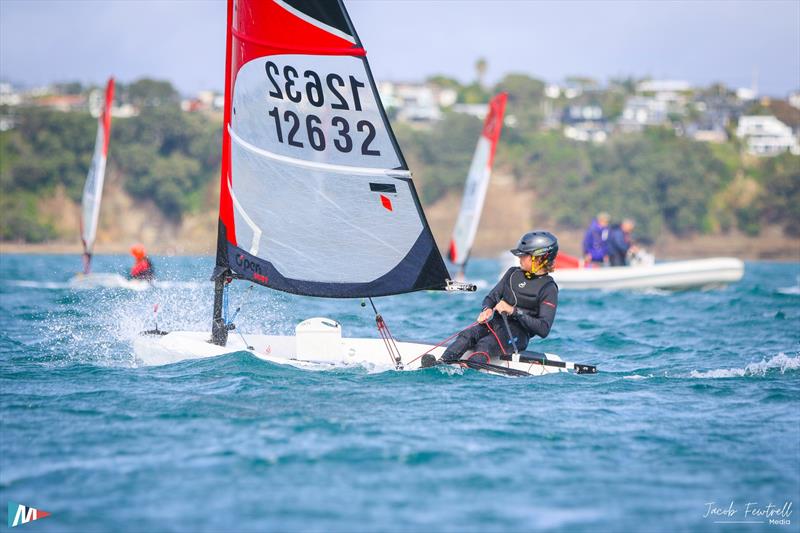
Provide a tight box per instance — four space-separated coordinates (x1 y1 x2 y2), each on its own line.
1 0 798 97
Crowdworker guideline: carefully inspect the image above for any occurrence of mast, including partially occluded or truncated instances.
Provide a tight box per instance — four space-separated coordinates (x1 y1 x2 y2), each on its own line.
211 0 236 346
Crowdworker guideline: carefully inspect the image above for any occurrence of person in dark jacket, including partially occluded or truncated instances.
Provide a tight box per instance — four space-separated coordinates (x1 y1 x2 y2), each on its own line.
129 244 155 281
607 219 637 266
582 212 609 266
436 231 559 364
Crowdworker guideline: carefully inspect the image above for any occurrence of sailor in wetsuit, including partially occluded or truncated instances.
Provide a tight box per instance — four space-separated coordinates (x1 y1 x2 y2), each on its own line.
438 231 559 364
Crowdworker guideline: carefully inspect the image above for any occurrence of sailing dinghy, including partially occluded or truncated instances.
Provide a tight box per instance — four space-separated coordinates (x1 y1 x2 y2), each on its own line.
69 78 147 290
448 92 507 279
134 0 596 377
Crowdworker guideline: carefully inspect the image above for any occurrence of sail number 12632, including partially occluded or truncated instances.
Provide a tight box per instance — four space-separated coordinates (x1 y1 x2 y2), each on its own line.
265 61 380 156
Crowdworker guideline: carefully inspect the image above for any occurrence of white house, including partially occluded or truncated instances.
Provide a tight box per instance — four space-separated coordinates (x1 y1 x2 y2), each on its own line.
377 81 457 123
451 103 489 119
0 82 22 106
736 115 800 156
617 97 669 131
789 91 800 110
564 124 607 143
637 79 691 107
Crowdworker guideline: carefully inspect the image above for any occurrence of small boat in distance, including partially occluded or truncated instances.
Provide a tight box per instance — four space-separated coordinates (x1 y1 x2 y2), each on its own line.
69 78 147 290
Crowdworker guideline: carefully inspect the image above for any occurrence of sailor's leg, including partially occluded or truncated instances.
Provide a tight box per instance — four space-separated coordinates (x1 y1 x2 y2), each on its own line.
472 334 500 359
441 324 486 363
480 318 531 359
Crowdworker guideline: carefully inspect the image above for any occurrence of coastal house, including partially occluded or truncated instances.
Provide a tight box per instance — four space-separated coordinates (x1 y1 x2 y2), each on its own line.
377 81 457 123
617 96 669 131
33 94 86 112
563 124 608 143
736 115 800 156
451 102 489 120
561 104 607 143
686 95 741 143
637 79 691 107
0 83 21 106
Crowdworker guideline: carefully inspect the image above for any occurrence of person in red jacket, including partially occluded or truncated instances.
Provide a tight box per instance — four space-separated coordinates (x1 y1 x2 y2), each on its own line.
130 244 155 281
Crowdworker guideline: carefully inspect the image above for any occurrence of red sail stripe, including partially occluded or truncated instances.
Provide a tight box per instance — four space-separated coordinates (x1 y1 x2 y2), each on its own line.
101 77 114 156
231 28 365 57
483 92 507 168
219 0 237 245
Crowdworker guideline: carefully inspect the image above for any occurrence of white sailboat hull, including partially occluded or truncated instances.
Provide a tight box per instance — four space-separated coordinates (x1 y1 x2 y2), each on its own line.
550 257 745 290
132 323 567 377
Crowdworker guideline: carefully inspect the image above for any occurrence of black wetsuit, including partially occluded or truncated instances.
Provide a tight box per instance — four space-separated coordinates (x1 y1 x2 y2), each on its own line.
442 267 559 361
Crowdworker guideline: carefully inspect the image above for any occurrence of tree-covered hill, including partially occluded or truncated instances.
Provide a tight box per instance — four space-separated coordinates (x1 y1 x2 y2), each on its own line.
1 76 797 245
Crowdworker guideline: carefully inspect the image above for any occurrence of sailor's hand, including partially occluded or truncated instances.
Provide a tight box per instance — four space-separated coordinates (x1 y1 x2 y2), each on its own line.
494 300 515 315
477 308 493 323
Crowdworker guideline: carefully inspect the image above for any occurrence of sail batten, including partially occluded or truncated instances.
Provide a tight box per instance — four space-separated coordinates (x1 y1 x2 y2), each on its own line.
216 0 449 297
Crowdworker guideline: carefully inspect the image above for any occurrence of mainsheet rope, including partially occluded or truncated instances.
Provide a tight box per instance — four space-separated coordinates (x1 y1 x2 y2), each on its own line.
404 312 509 367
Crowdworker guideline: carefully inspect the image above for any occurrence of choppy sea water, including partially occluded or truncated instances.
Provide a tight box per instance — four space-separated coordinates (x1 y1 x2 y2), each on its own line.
1 254 798 532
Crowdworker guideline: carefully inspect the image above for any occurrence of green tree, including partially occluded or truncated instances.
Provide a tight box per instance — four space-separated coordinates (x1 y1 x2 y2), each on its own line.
475 57 488 88
495 74 546 130
760 153 800 235
122 78 181 109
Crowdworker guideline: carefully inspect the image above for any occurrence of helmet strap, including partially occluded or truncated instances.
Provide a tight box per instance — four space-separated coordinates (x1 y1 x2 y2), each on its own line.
527 256 547 278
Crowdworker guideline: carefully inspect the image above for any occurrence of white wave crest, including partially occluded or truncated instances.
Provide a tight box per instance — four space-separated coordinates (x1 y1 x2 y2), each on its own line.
689 353 800 379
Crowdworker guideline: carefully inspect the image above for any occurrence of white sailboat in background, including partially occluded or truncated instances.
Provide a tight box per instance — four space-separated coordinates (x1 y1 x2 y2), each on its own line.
134 0 595 377
69 77 148 291
448 92 507 280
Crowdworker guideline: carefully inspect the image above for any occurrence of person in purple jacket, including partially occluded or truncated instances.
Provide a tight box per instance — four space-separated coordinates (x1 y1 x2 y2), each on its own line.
582 212 610 266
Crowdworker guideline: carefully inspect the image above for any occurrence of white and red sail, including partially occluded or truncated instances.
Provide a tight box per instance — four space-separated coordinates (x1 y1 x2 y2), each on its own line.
216 0 449 297
80 77 115 273
448 92 507 271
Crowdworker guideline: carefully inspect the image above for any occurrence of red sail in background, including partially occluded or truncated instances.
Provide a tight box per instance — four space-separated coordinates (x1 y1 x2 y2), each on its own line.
448 92 508 269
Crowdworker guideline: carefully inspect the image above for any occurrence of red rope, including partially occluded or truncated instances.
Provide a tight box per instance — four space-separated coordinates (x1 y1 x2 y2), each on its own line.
485 321 507 356
406 321 479 366
397 315 515 368
467 351 490 364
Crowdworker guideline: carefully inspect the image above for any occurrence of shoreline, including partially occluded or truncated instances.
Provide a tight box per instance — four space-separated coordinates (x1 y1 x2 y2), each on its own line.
3 233 798 262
